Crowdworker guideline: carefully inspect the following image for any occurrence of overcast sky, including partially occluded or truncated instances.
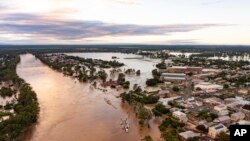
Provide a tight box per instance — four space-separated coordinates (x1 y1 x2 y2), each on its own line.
0 0 250 45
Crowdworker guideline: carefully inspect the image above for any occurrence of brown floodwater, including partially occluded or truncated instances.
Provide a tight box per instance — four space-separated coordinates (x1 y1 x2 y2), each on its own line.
17 54 162 141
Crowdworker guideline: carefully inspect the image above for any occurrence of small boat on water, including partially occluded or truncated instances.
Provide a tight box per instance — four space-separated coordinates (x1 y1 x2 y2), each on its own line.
125 128 128 133
120 118 130 133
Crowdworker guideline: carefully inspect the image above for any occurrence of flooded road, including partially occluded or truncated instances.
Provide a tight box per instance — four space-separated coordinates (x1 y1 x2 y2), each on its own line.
17 54 161 141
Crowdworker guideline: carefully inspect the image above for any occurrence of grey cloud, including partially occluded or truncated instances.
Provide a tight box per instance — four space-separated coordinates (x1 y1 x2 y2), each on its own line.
166 39 198 45
0 13 221 40
0 4 7 10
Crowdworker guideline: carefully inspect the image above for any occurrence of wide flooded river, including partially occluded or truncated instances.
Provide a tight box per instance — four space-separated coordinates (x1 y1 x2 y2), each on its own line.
17 54 161 141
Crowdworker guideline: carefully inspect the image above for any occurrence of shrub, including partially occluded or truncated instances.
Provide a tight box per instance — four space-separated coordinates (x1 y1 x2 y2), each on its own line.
172 86 180 92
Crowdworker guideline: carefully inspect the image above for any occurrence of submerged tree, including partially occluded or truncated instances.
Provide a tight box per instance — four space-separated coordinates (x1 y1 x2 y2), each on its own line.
117 73 125 85
156 59 166 69
136 70 141 76
215 132 229 141
141 136 153 141
97 70 108 82
146 78 158 86
138 104 152 127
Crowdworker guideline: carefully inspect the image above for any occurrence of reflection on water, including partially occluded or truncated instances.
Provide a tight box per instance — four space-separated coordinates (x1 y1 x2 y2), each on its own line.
17 54 161 141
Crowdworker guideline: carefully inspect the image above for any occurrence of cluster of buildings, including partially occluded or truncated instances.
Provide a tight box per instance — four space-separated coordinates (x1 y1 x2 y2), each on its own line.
194 82 223 93
160 66 224 95
160 66 203 82
160 66 220 84
150 62 250 140
156 93 250 140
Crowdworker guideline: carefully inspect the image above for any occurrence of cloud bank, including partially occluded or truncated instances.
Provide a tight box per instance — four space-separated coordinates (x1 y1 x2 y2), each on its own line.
0 13 220 41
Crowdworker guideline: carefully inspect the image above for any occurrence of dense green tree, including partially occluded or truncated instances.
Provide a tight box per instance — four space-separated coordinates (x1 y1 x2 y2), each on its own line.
196 125 208 133
0 54 39 140
125 69 135 74
196 87 202 91
122 81 130 89
215 132 229 141
223 84 229 89
168 101 184 109
152 69 161 80
146 78 158 86
97 70 108 82
117 73 126 85
136 70 141 76
138 105 152 125
156 60 166 69
152 103 169 117
172 86 180 92
141 136 153 141
120 91 159 104
197 110 218 122
0 87 15 97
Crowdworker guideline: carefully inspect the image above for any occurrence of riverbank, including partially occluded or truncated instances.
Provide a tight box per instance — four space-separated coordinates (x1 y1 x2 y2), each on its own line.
0 53 39 141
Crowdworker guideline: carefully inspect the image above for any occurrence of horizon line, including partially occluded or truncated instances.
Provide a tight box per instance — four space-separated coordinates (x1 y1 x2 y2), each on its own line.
1 44 250 46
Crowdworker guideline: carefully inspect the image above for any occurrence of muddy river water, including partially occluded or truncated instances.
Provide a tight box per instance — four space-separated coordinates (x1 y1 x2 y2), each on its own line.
17 53 162 141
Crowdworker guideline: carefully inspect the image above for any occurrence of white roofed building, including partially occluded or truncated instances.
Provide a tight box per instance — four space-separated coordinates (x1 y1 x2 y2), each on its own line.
214 105 229 116
158 96 181 108
213 116 230 124
173 111 188 123
179 131 200 140
161 73 186 82
208 124 228 138
194 82 223 93
231 112 245 121
237 120 250 125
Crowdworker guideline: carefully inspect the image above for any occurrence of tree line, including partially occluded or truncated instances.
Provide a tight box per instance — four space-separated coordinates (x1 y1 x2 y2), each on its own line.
0 53 39 141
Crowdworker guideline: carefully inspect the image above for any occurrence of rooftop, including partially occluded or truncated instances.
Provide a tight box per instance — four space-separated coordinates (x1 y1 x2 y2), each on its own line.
214 116 230 122
173 111 186 116
179 131 199 139
163 77 186 80
215 125 224 130
238 120 250 125
162 73 186 76
210 124 227 131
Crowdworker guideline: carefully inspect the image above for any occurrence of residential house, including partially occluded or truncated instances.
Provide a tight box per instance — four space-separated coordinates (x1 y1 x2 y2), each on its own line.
179 131 200 141
230 112 245 121
173 111 188 123
214 105 229 116
213 116 230 124
242 105 250 120
208 124 228 138
237 120 250 125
